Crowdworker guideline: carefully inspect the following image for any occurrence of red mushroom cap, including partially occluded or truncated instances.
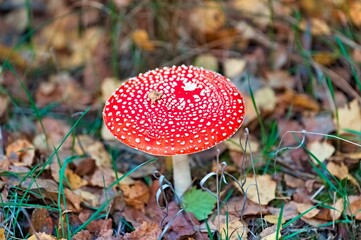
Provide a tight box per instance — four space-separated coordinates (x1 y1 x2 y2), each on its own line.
103 65 245 156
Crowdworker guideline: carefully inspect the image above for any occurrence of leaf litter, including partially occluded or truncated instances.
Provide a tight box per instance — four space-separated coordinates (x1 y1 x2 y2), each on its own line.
1 0 361 239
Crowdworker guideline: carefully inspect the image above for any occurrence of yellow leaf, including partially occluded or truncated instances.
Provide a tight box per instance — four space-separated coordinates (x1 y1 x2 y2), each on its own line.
296 203 320 219
336 99 361 134
235 175 276 205
264 215 286 224
308 141 335 164
327 162 359 187
132 30 155 51
189 1 225 34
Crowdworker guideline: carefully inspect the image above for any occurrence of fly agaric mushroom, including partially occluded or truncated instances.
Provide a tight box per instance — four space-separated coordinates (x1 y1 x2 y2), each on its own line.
103 65 245 199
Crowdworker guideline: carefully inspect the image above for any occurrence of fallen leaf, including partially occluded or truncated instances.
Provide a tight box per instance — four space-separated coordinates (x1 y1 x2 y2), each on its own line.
278 89 320 112
132 29 155 51
182 188 217 220
260 225 282 240
312 52 338 66
254 87 277 112
74 135 112 168
350 1 361 27
0 94 9 118
28 232 65 240
193 54 218 72
223 58 247 79
216 214 248 240
72 230 91 240
101 77 122 102
123 222 161 240
30 208 53 235
225 136 259 153
120 181 150 211
327 162 359 187
86 218 112 237
330 198 344 220
189 1 225 34
0 228 5 240
296 203 320 219
299 18 331 36
266 70 295 89
233 0 271 26
64 188 82 211
65 169 87 190
89 167 134 188
264 214 286 224
235 175 276 205
74 189 100 207
336 99 361 134
222 196 268 216
284 174 305 188
347 196 361 220
308 141 335 164
33 117 72 152
268 201 299 220
6 139 35 166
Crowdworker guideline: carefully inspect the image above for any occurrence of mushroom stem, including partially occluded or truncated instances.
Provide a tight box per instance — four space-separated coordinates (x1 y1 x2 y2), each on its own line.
172 154 192 200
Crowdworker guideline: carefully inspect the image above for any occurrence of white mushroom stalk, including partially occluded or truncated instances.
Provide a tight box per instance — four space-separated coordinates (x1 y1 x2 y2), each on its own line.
172 155 192 199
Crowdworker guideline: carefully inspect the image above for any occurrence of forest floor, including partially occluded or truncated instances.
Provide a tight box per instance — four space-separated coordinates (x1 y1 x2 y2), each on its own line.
1 0 361 239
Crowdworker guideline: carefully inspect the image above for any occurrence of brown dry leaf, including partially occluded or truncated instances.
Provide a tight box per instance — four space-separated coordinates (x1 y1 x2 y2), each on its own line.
28 232 65 240
223 58 247 79
235 175 276 205
74 189 99 207
308 141 335 164
189 1 225 34
65 169 87 190
223 196 268 216
6 139 35 166
101 77 122 102
268 201 299 221
72 230 91 240
266 70 295 89
86 218 112 237
0 228 5 240
233 0 271 27
284 174 305 188
33 117 72 152
120 181 150 211
89 167 134 188
278 89 320 112
264 214 286 224
327 162 359 187
350 1 361 27
312 52 338 66
347 196 361 220
30 208 53 235
336 99 361 134
243 94 258 124
296 203 320 219
74 135 112 168
216 215 248 240
260 225 282 240
64 188 82 211
132 29 155 51
254 87 277 112
123 222 161 240
225 136 259 153
330 198 344 220
194 54 218 72
0 94 9 118
299 18 331 36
